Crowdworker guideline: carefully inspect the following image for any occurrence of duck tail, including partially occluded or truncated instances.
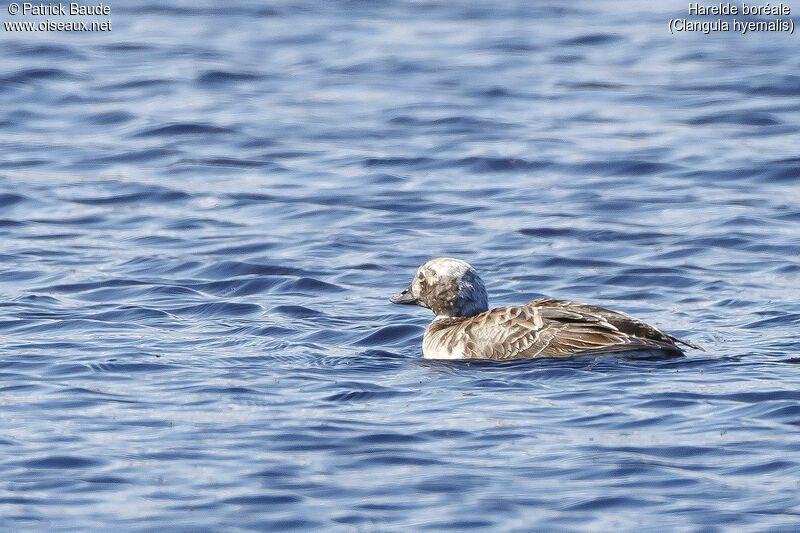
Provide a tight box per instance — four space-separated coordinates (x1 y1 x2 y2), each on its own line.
668 334 705 352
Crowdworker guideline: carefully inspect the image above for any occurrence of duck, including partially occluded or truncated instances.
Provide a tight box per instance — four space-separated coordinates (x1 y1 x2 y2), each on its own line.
390 257 704 360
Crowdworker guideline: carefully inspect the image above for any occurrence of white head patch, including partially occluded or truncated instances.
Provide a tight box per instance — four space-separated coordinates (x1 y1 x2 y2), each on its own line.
412 258 489 317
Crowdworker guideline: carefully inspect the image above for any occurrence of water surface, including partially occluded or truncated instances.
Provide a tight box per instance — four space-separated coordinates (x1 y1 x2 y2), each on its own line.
2 0 800 530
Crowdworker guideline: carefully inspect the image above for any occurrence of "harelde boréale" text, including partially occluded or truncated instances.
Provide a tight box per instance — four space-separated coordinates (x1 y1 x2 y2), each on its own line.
688 3 790 15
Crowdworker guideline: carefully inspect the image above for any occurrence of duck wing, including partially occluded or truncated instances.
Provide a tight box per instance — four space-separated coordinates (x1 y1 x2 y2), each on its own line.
444 299 699 360
531 298 705 352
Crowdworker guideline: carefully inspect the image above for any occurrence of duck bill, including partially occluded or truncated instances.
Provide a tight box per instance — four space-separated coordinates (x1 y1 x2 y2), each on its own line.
390 285 418 305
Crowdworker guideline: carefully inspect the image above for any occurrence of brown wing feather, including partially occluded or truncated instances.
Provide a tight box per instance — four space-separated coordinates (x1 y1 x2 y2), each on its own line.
452 300 692 360
530 298 704 352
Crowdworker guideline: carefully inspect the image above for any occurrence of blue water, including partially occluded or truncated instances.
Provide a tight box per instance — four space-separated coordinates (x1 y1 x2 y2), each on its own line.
2 0 800 530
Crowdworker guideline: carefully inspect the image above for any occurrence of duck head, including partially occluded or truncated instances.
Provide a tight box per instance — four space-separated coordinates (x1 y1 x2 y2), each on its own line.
391 257 489 318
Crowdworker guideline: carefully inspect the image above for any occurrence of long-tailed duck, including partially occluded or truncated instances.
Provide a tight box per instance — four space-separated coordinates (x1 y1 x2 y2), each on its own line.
390 257 703 360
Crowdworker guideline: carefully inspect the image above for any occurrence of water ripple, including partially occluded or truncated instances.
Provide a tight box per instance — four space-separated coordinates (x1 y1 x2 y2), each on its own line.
1 1 798 530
